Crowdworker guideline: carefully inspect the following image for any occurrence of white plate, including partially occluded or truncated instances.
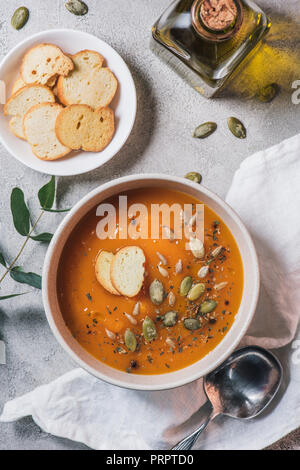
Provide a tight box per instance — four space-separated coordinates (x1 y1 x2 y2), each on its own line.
0 29 137 176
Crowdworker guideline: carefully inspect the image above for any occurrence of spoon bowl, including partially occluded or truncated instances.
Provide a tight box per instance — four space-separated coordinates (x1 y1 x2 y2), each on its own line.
172 346 283 450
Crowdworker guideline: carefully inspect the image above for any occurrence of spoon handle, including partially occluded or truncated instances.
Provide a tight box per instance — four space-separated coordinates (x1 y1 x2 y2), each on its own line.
171 401 215 450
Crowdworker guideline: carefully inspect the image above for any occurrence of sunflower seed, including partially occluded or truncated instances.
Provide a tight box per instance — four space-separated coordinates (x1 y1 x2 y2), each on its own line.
214 281 228 291
193 122 217 139
200 300 217 314
162 310 178 327
166 337 176 349
105 328 116 341
198 265 209 278
187 283 205 301
149 279 165 305
65 0 88 15
211 246 223 258
175 259 183 274
124 329 137 352
11 7 29 30
189 237 205 259
180 276 193 296
185 172 202 183
132 301 140 316
124 312 137 325
184 318 201 330
158 264 169 277
168 291 176 307
143 316 157 342
156 251 167 265
162 226 175 242
228 117 246 139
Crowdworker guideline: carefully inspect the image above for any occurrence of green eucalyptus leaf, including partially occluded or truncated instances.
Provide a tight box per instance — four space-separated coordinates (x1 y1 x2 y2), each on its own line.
10 188 30 236
30 233 53 242
41 207 71 213
38 176 56 209
0 293 27 300
0 252 6 267
10 267 42 289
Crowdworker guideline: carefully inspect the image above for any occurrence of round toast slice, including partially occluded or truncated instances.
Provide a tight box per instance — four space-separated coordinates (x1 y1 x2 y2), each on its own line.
4 84 55 139
21 43 74 86
57 49 117 108
95 251 120 296
23 102 71 160
11 76 26 95
110 246 146 298
55 104 115 152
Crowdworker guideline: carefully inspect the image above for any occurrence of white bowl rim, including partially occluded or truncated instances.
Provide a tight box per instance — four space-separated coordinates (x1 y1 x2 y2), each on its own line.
42 173 260 391
0 28 137 176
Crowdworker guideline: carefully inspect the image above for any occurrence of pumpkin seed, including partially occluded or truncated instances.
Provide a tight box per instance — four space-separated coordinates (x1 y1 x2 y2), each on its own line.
228 117 246 139
200 299 217 314
11 7 29 30
198 265 209 278
143 316 157 342
162 310 178 327
168 291 176 307
180 276 193 296
65 0 88 16
149 279 165 305
184 318 201 330
187 283 205 301
257 83 279 103
124 329 137 352
193 122 217 139
185 172 202 184
132 301 140 316
189 237 205 259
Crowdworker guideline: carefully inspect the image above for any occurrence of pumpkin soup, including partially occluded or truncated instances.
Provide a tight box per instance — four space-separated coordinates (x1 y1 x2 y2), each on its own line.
57 188 243 375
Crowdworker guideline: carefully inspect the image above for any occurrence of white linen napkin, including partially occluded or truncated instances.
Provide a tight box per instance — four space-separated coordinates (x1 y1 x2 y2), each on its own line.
1 134 300 450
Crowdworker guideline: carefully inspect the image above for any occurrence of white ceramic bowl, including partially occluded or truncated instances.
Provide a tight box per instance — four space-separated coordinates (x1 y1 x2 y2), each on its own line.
0 29 136 176
42 174 260 390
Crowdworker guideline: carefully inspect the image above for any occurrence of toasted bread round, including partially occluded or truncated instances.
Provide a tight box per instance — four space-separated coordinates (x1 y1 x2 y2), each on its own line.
21 43 74 86
55 104 115 152
95 251 120 296
11 76 26 95
57 49 117 108
4 84 55 139
110 246 146 298
23 103 71 160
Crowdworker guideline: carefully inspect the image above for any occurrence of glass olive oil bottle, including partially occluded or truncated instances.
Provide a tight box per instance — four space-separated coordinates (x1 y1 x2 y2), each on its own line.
151 0 271 97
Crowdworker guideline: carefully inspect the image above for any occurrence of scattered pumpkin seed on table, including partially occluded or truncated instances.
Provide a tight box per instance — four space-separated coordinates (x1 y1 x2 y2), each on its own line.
256 83 279 103
185 172 202 184
193 122 217 139
65 0 88 16
228 117 246 139
11 7 29 30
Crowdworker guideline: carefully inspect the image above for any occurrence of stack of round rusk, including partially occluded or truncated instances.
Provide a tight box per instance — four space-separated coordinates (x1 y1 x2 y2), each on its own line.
3 44 117 161
95 247 146 298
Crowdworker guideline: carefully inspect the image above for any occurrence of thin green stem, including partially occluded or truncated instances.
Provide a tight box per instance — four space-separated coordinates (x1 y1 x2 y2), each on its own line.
0 210 44 285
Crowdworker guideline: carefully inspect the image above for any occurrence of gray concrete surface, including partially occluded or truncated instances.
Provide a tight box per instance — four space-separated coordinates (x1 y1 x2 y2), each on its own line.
0 0 299 450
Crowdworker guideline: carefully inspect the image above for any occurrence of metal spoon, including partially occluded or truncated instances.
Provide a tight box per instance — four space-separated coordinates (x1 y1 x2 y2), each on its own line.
172 346 282 450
